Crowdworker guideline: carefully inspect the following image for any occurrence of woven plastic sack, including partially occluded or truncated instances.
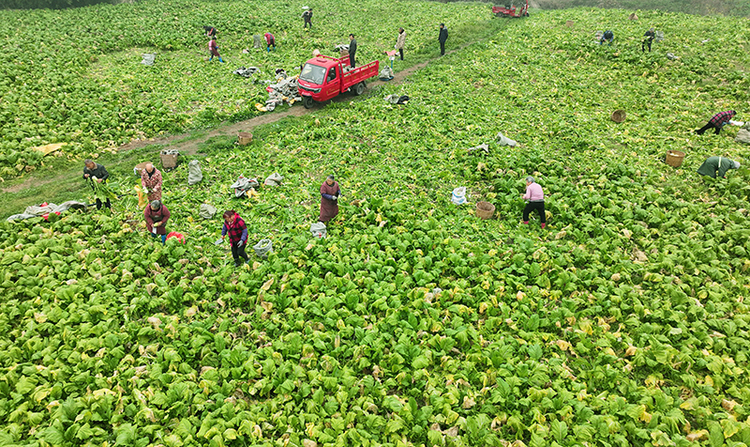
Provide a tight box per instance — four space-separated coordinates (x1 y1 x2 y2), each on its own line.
188 160 203 185
199 204 217 219
230 176 260 198
496 132 517 147
736 129 750 144
451 187 467 205
264 172 283 186
253 239 273 258
310 222 327 238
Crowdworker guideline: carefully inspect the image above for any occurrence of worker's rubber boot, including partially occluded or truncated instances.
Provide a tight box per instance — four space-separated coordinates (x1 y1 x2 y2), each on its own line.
219 57 224 63
522 221 529 225
541 223 546 229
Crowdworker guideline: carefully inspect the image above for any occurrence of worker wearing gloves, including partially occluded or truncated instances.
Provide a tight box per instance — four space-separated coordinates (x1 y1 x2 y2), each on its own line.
438 24 448 56
696 110 736 135
221 210 249 266
395 27 406 60
521 176 546 229
83 159 111 209
348 34 357 68
697 156 741 179
642 28 655 52
209 37 223 62
264 32 276 51
140 162 163 202
144 200 170 244
319 175 341 223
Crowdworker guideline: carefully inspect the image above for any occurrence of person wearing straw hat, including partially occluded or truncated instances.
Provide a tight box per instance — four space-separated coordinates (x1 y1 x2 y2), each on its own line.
521 176 546 229
696 110 736 135
319 175 341 223
697 156 741 179
144 200 170 244
221 210 249 266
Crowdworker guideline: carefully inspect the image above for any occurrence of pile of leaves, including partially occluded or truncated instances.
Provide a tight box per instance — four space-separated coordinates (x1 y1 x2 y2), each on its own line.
2 4 750 447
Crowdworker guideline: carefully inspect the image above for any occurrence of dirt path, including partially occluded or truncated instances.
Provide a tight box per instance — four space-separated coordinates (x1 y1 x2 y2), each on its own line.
118 55 438 157
2 43 469 195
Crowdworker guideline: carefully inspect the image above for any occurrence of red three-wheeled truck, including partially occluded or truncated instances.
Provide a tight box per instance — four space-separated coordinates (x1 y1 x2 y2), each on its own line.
298 54 379 108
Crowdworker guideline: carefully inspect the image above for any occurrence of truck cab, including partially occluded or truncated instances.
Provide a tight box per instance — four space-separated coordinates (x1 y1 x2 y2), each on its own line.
297 54 378 108
298 56 346 104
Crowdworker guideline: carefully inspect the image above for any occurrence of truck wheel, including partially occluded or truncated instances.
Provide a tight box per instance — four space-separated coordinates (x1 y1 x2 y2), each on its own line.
354 82 366 96
303 96 314 109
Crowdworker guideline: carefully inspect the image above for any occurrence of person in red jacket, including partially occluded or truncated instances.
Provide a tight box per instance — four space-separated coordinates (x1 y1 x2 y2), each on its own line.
144 200 170 243
264 32 276 52
221 210 249 266
209 37 224 63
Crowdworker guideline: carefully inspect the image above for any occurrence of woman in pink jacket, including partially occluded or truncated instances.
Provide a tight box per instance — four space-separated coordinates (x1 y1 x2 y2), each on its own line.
521 176 546 228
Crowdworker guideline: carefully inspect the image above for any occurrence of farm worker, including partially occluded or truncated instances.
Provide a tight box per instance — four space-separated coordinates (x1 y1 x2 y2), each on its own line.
697 156 741 179
521 176 546 229
221 210 249 266
209 37 224 63
203 26 217 38
302 8 313 28
348 34 357 68
438 24 448 56
394 28 406 60
264 32 276 52
696 110 736 135
144 200 170 244
319 175 341 223
600 30 614 45
642 27 655 52
83 159 111 209
140 162 163 202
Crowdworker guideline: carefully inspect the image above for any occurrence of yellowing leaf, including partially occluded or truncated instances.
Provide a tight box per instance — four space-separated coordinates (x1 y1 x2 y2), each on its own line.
261 278 274 291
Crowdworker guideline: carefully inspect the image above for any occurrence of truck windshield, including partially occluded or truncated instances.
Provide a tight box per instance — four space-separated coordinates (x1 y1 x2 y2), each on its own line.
300 63 326 85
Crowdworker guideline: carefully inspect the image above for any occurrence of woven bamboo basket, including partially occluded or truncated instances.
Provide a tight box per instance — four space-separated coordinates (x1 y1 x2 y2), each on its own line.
476 201 496 220
665 150 685 168
611 110 627 123
238 132 253 145
160 152 178 169
134 161 149 176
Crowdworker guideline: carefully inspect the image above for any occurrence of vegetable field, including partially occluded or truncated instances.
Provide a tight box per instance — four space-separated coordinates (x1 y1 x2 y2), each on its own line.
3 3 750 447
0 0 495 177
